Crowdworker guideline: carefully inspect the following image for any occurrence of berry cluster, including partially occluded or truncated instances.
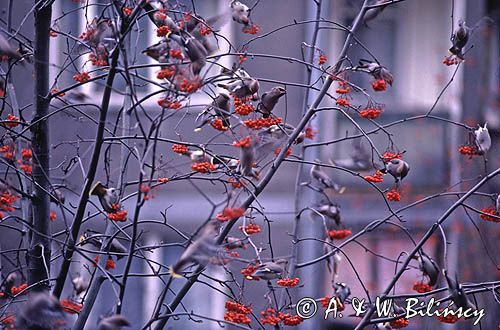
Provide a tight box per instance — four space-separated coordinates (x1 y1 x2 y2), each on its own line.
386 189 401 202
158 97 182 110
73 72 91 83
327 229 352 240
241 264 260 280
359 106 383 119
169 49 184 59
389 318 410 329
412 281 433 293
437 310 459 323
233 136 252 148
10 283 28 296
318 54 328 65
224 301 252 325
371 79 388 92
276 278 300 287
60 299 83 314
156 66 176 80
242 24 260 35
5 114 20 127
89 52 108 66
244 117 283 130
442 56 460 66
171 144 190 155
233 96 255 115
239 223 261 235
191 162 216 173
216 207 245 222
480 206 499 223
364 170 384 183
210 118 229 131
458 144 478 156
156 25 171 37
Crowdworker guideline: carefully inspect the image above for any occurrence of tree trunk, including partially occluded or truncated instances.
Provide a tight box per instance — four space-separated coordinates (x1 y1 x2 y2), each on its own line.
29 1 52 291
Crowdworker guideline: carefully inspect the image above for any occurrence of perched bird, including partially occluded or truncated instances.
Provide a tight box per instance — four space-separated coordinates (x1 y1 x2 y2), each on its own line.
253 124 292 162
3 272 17 295
333 282 351 309
317 201 341 228
310 160 345 193
170 221 220 276
50 188 65 205
80 230 128 260
223 236 247 250
443 270 475 310
218 68 260 99
195 93 231 131
251 259 288 280
473 124 491 155
0 33 21 61
357 59 394 85
449 19 469 59
381 159 409 183
211 156 239 171
16 293 66 330
258 86 286 118
363 0 389 26
237 139 259 179
84 17 116 50
72 273 89 295
189 150 211 163
331 139 373 171
97 315 130 330
413 252 439 286
90 182 120 213
231 1 251 26
169 32 208 75
142 40 171 63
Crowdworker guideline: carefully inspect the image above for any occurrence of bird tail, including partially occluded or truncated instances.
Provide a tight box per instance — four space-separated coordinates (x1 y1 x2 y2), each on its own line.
89 181 103 197
168 265 184 278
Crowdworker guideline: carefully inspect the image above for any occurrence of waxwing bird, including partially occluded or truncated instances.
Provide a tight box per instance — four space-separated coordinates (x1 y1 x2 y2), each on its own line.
97 315 130 330
90 182 120 213
195 93 231 131
224 236 247 250
363 0 389 26
80 230 128 260
84 17 116 50
169 32 207 75
16 293 66 330
217 68 260 99
381 159 409 183
413 252 439 286
237 140 259 179
50 188 65 205
450 19 469 59
443 270 475 310
333 282 351 309
211 156 239 171
310 159 345 193
72 273 89 295
253 124 292 162
331 139 373 171
231 1 251 26
189 150 211 163
317 201 341 228
251 259 288 280
357 59 393 85
258 86 286 118
473 124 491 155
0 33 21 61
170 221 220 276
142 40 171 63
3 272 16 295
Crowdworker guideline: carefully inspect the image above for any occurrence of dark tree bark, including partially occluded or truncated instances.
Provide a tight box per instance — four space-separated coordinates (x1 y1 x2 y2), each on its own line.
28 1 52 291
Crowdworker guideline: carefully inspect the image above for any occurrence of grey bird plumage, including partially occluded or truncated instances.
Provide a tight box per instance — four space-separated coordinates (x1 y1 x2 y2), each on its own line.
224 236 247 250
450 19 469 59
218 68 260 99
231 1 251 26
0 33 21 61
16 293 66 330
496 194 500 213
170 32 207 76
171 221 220 276
238 140 258 179
333 282 351 308
415 252 439 287
258 87 286 118
251 259 288 280
358 60 394 85
90 182 120 213
317 202 341 228
444 270 475 310
382 159 409 183
473 124 491 155
142 40 171 63
195 93 231 131
80 230 128 260
331 139 373 171
97 315 130 330
310 159 345 193
72 273 89 295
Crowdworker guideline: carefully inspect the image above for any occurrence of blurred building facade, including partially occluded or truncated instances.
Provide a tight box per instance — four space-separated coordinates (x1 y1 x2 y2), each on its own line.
1 0 499 329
